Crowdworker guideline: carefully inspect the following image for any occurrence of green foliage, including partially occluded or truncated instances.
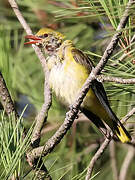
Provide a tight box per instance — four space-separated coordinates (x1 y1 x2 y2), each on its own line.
0 110 33 179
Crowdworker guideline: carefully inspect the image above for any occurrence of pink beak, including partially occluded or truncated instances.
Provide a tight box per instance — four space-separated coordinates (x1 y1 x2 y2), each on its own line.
24 35 42 45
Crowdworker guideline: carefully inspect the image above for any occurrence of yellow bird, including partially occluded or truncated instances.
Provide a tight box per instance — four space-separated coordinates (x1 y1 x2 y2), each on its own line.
25 28 131 143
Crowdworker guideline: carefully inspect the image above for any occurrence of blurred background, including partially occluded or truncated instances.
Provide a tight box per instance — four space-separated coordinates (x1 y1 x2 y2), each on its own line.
0 0 135 179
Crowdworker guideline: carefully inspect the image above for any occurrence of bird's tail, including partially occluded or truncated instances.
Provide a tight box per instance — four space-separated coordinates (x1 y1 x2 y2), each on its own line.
114 122 131 143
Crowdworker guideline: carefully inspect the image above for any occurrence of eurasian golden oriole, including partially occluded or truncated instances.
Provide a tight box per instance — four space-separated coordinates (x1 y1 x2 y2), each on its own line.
25 28 131 143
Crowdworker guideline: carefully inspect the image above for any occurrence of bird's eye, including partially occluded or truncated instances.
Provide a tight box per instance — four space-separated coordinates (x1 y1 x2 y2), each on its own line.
43 34 48 38
39 34 48 38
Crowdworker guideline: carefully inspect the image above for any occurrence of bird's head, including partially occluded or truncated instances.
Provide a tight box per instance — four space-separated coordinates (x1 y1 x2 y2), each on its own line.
25 28 65 55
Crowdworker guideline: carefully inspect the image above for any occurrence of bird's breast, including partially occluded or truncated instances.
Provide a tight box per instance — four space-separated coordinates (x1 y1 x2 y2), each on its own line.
49 59 89 106
48 58 106 120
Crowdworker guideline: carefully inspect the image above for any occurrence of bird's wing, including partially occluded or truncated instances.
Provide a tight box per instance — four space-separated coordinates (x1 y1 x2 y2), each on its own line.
72 48 119 122
91 80 119 122
72 49 93 73
71 48 131 142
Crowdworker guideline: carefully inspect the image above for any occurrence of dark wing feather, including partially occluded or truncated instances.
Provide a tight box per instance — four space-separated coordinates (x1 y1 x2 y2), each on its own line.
72 49 93 72
72 48 119 122
80 107 108 137
91 80 132 140
91 80 119 122
71 47 131 139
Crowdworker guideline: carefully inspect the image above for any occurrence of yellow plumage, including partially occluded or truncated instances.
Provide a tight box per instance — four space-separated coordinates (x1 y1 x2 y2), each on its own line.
25 28 131 143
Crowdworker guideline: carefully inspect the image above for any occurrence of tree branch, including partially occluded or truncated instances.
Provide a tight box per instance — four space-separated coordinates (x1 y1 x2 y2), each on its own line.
109 140 118 180
121 107 135 124
8 0 52 147
119 145 135 180
31 71 52 148
97 75 135 84
91 0 133 76
85 1 133 179
0 72 18 117
85 104 135 180
8 0 52 179
85 138 111 180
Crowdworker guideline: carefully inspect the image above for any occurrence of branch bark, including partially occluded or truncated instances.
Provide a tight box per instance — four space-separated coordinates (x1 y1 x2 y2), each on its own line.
8 0 52 144
85 138 111 180
0 72 18 117
8 0 52 179
119 145 135 180
109 140 118 180
121 107 135 124
97 75 135 84
31 72 52 148
85 104 135 180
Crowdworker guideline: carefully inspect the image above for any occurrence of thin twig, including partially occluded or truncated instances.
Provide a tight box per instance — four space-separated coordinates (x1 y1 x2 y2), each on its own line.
97 75 135 84
109 141 118 180
85 104 135 180
0 70 21 180
8 0 52 147
85 138 111 180
0 72 18 117
121 107 135 124
119 145 135 180
85 106 135 180
85 1 133 179
31 73 52 147
9 0 52 147
91 0 133 76
112 10 135 64
121 107 135 146
8 0 52 179
131 34 135 43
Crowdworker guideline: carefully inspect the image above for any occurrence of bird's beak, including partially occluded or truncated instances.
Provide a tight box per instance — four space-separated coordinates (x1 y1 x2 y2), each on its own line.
24 35 42 45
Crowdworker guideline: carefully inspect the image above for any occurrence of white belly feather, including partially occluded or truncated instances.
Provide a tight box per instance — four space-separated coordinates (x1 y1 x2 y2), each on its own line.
49 61 80 106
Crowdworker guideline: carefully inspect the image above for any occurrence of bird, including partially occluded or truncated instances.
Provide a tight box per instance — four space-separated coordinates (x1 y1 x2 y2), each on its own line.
25 28 131 143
